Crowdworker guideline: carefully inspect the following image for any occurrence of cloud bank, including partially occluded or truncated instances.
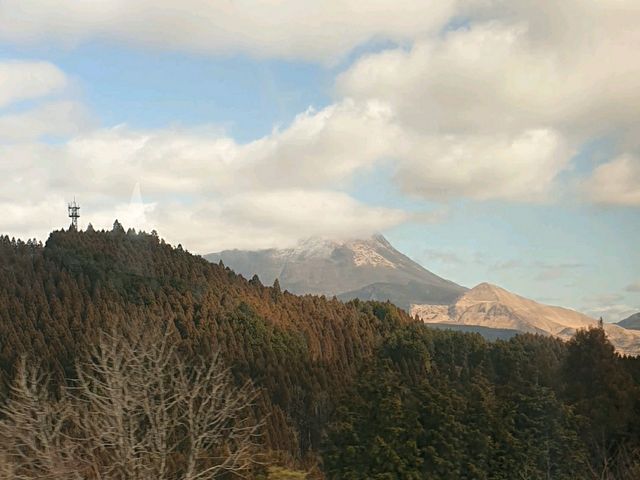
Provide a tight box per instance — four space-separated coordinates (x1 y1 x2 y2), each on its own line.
0 60 68 108
0 89 408 251
1 0 639 250
0 0 456 63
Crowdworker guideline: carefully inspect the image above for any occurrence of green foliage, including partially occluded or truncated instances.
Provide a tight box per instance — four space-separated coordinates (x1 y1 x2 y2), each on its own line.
323 325 638 479
1 230 639 478
561 327 640 476
380 325 431 378
0 229 411 467
323 360 424 479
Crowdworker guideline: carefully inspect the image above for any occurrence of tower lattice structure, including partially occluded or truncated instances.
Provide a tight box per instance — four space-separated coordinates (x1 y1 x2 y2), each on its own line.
68 199 80 230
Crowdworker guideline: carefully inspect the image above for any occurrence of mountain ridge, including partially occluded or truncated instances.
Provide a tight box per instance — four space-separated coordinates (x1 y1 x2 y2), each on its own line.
2 229 639 477
618 312 640 330
412 282 640 356
206 234 466 309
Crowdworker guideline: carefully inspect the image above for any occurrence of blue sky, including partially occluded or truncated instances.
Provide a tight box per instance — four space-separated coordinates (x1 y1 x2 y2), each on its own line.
0 42 333 139
0 1 639 320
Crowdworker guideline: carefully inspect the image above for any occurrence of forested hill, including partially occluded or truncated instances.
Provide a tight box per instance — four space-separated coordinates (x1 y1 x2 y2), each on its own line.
0 226 413 463
1 226 640 478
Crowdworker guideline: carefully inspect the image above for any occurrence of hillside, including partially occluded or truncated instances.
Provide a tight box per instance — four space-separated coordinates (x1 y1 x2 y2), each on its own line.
0 227 416 468
206 234 466 309
412 283 640 355
1 228 640 478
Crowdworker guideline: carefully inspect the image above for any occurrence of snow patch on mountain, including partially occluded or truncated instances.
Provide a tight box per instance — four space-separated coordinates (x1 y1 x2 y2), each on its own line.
348 241 396 268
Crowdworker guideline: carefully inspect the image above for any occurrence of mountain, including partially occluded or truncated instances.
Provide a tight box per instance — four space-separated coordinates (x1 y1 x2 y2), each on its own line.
205 234 466 309
0 229 417 465
2 229 640 477
206 236 640 355
618 312 640 330
412 283 640 355
413 283 594 335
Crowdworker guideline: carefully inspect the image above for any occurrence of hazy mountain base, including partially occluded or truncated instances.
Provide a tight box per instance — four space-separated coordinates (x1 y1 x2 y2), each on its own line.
1 228 640 478
425 323 522 341
618 312 640 330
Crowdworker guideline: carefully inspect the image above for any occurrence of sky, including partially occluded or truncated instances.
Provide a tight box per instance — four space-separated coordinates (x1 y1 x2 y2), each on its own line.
0 0 639 321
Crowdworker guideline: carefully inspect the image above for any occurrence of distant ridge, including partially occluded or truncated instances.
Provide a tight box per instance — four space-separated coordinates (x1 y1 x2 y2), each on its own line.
206 234 466 309
618 312 640 330
425 323 522 341
412 283 640 355
207 237 640 355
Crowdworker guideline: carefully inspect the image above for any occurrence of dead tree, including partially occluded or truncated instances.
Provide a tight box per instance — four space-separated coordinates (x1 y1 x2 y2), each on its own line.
0 323 261 479
0 358 81 479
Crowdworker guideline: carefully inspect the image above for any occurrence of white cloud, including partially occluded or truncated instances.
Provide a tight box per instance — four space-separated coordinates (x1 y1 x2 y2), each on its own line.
0 143 63 198
580 279 639 321
60 126 238 197
0 60 68 108
0 0 456 63
0 108 408 251
49 99 398 197
627 283 640 293
238 99 398 189
590 293 625 304
343 15 640 135
221 189 406 239
0 196 68 241
534 262 586 282
335 4 640 202
73 189 407 253
396 129 570 201
422 249 465 266
582 154 640 206
3 0 640 253
0 101 91 142
159 190 408 252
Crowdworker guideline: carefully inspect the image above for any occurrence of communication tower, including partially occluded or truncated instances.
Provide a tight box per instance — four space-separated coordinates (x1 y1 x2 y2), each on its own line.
68 199 80 230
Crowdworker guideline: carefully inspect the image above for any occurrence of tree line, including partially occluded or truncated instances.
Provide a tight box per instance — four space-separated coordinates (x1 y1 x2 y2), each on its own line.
0 226 638 478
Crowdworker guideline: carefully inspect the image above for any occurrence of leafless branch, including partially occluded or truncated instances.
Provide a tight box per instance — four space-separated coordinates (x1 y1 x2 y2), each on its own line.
0 322 261 479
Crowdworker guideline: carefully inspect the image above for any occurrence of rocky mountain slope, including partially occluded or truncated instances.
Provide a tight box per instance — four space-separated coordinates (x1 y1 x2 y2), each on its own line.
412 283 640 355
618 312 640 330
207 237 640 355
206 235 466 309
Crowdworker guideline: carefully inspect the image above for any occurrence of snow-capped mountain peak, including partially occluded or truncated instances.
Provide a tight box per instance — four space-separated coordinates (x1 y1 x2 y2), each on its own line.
205 234 465 308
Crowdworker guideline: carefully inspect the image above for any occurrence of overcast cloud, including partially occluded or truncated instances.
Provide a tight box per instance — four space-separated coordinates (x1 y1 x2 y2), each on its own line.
0 0 456 63
0 0 639 252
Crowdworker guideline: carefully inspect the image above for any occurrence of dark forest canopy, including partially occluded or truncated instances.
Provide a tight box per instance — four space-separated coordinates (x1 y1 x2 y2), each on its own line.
0 227 639 478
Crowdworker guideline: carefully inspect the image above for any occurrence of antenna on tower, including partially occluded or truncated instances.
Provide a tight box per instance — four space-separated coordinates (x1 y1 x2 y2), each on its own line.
68 198 80 230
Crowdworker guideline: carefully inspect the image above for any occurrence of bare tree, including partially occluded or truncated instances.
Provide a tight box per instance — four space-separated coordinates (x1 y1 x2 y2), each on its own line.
0 323 262 479
586 436 640 480
0 358 81 479
613 443 640 480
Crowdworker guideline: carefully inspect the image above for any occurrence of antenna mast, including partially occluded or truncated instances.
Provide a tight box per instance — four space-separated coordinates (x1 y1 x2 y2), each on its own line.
68 198 80 230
